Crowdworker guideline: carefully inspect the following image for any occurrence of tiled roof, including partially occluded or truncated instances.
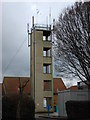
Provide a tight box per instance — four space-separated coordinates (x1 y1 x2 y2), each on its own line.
53 78 66 93
3 77 30 96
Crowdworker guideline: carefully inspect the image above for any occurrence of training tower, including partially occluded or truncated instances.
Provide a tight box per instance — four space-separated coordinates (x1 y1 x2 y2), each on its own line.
30 16 54 112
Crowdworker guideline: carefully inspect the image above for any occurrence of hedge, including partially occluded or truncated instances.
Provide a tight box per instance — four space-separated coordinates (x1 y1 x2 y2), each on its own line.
2 94 18 119
2 94 35 120
19 94 35 120
65 101 90 120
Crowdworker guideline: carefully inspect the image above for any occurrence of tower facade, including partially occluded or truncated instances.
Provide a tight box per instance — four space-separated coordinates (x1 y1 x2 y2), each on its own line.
30 18 53 112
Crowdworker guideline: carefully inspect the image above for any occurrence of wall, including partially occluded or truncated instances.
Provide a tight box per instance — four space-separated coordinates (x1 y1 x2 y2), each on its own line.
58 90 90 117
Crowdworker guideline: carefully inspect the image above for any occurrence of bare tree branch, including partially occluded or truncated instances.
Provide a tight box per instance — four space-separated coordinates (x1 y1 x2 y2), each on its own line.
53 1 90 86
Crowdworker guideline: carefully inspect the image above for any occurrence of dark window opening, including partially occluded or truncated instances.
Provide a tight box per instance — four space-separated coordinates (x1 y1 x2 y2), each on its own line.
44 80 52 91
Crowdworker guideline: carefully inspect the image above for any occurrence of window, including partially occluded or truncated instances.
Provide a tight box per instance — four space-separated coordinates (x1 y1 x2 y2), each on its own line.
47 97 52 106
43 48 51 57
43 64 51 74
43 31 51 41
43 98 47 107
43 50 46 57
44 80 52 91
48 36 51 41
43 66 47 74
43 36 46 41
43 97 52 107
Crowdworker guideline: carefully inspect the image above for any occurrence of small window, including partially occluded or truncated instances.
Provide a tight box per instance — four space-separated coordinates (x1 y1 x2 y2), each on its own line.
44 80 52 91
43 64 51 74
43 36 46 41
48 36 51 41
46 97 52 106
43 66 47 74
43 51 46 57
43 98 47 107
43 48 51 57
43 97 52 107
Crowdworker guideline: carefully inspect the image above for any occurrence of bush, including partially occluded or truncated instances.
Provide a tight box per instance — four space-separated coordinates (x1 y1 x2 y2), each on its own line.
2 94 18 119
19 94 35 120
2 94 35 120
65 101 90 120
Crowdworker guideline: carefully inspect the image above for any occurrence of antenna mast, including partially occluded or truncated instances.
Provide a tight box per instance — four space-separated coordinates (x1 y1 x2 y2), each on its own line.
49 7 51 28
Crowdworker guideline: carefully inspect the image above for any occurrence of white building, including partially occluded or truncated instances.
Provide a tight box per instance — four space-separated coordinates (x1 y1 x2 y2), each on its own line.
58 90 90 117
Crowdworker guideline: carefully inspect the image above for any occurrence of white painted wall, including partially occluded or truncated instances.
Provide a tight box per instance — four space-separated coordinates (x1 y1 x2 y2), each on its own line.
58 90 90 117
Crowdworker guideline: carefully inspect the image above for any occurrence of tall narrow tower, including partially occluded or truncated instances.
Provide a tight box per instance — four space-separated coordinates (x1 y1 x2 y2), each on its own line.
30 17 53 112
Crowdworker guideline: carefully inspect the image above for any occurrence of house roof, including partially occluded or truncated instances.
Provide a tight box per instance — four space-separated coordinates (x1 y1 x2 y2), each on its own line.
2 77 68 95
3 77 30 96
67 85 78 90
53 78 66 93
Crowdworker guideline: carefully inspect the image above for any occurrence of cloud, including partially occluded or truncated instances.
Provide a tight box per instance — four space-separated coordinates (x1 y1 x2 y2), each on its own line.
2 0 77 2
0 1 2 83
2 2 77 84
31 4 36 11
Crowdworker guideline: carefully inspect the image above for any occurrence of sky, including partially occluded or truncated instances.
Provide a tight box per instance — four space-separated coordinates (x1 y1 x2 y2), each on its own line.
0 0 80 87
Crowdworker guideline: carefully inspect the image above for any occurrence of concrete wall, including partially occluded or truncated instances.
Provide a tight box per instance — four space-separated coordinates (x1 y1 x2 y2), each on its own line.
58 90 90 117
30 27 53 112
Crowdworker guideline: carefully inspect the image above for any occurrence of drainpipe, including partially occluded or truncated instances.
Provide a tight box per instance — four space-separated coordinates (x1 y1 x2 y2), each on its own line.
32 16 35 100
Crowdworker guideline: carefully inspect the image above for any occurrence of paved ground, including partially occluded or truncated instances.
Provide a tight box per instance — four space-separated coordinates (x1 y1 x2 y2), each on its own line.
35 112 57 117
36 118 58 120
35 112 68 120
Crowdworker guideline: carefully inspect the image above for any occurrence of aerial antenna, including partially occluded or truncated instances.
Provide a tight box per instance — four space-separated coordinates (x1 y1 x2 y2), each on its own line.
46 16 48 29
49 7 51 28
27 23 30 47
53 18 55 30
32 16 34 27
27 23 29 33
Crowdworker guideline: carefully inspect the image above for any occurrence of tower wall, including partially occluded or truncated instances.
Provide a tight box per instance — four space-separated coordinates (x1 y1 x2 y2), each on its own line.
30 27 53 112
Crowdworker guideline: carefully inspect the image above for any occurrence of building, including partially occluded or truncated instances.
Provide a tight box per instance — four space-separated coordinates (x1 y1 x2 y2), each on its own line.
30 17 53 112
77 81 89 90
58 90 90 117
0 83 2 95
67 85 78 90
2 77 30 96
53 78 66 112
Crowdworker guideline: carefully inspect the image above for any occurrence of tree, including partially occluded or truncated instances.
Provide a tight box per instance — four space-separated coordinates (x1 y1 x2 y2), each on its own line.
53 2 90 87
17 77 29 118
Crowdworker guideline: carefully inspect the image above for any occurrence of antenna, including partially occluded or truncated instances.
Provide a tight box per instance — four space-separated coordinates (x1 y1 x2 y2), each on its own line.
53 18 55 30
32 16 34 27
27 23 30 47
46 16 48 29
27 23 29 33
49 7 51 27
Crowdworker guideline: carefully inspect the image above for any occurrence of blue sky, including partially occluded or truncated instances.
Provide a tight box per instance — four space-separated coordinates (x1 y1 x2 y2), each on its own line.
1 0 79 87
